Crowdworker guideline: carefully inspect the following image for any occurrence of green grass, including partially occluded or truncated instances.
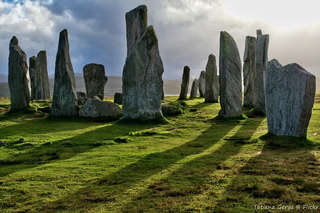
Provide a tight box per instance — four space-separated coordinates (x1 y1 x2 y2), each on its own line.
0 96 320 212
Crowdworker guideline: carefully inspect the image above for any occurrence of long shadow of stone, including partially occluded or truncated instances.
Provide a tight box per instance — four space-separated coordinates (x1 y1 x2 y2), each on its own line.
191 100 219 109
0 114 104 137
0 121 158 178
37 118 239 212
119 117 264 212
213 134 320 212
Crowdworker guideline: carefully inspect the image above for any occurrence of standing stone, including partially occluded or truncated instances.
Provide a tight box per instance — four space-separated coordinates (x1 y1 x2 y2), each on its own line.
265 60 316 137
161 88 165 100
178 66 190 100
8 36 30 112
51 29 78 117
219 31 242 118
198 71 206 97
77 91 87 105
126 5 147 57
254 29 269 114
190 79 199 99
30 51 50 100
243 36 256 108
114 92 122 105
205 54 219 103
215 75 220 96
29 56 37 100
83 63 107 100
122 5 164 121
35 50 50 100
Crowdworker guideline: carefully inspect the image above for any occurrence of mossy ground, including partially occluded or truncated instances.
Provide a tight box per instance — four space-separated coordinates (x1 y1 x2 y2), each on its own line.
0 95 319 212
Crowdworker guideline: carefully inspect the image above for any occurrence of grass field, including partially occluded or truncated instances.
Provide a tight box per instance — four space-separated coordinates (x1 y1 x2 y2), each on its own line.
0 96 320 212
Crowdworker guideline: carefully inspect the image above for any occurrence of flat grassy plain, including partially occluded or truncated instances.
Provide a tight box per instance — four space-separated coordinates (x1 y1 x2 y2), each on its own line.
0 96 320 212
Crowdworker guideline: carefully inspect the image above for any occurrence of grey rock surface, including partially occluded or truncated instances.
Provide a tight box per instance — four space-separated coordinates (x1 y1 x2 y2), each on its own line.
219 31 242 118
254 30 269 114
256 29 262 36
8 36 30 112
265 60 316 137
79 98 122 121
179 66 190 100
77 91 87 105
125 5 147 57
243 36 256 108
122 6 164 121
198 71 206 97
34 50 50 100
205 54 219 103
114 92 122 105
29 56 37 100
190 79 199 99
83 63 107 100
51 29 78 117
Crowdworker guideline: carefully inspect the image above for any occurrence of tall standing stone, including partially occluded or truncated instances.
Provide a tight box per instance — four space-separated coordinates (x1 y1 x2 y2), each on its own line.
126 5 147 57
265 59 316 137
29 56 37 100
35 50 50 100
8 36 30 112
243 36 256 108
179 66 190 100
83 63 108 100
219 31 242 118
254 29 269 114
198 71 206 97
122 5 164 120
51 29 78 117
30 51 50 100
114 92 123 105
205 54 219 103
190 79 199 99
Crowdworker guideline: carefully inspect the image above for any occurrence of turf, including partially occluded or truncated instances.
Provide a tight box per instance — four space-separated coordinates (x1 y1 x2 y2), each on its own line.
0 96 319 212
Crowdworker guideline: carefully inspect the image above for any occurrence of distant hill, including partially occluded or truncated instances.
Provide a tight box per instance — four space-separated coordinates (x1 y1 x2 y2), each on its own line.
0 74 7 83
0 75 181 97
1 74 318 97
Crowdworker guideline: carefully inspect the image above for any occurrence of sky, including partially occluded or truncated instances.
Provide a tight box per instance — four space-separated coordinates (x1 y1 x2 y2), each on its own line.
0 0 320 80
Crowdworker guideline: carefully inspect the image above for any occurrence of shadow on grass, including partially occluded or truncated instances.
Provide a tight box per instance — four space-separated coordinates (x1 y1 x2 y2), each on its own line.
0 121 159 178
0 116 102 137
191 99 219 109
213 134 320 212
39 118 259 212
120 117 264 212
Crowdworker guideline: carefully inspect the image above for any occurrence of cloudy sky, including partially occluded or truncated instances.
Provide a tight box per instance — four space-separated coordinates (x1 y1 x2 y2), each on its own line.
0 0 320 80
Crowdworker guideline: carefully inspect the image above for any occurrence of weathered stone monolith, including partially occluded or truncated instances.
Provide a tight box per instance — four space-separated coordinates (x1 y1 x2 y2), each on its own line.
243 36 256 108
265 59 316 137
114 92 122 105
8 36 30 112
35 50 50 100
51 29 78 117
29 56 37 100
190 79 199 99
126 5 147 57
219 31 242 118
198 71 206 97
179 66 190 100
83 63 107 100
122 5 164 121
205 54 219 103
254 29 269 114
77 91 87 105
